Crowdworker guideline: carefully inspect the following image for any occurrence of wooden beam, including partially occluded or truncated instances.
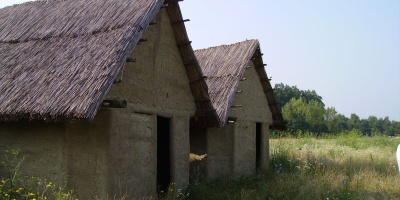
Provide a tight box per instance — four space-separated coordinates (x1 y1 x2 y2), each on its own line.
260 78 272 82
102 100 127 108
194 98 211 101
171 19 190 24
231 105 243 108
134 110 153 115
189 76 207 83
236 90 243 94
196 109 216 115
139 39 148 42
257 64 267 68
126 57 136 62
149 22 157 25
164 0 183 2
240 78 247 81
177 41 192 47
227 116 237 122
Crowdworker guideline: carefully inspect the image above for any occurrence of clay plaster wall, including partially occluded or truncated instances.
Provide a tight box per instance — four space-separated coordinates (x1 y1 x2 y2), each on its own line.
205 124 234 180
230 61 272 174
201 61 273 181
0 121 66 186
104 9 194 195
0 9 195 199
107 109 156 197
65 110 111 199
229 62 272 123
107 9 195 116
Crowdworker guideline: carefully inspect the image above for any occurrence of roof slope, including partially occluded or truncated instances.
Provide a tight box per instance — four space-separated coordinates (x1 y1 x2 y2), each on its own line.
165 2 220 127
0 0 164 121
194 40 285 129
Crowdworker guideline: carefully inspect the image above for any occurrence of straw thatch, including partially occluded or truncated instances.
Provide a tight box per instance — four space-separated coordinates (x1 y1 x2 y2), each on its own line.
194 40 285 129
0 0 201 122
165 1 220 127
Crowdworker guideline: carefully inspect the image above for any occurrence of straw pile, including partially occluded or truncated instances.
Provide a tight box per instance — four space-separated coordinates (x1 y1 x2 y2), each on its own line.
194 40 285 129
0 0 163 121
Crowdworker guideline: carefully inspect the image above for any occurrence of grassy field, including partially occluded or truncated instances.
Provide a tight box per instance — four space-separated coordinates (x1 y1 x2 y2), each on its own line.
182 134 400 200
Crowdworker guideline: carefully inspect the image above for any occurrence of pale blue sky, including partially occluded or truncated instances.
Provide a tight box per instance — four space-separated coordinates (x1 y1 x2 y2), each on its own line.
1 0 399 121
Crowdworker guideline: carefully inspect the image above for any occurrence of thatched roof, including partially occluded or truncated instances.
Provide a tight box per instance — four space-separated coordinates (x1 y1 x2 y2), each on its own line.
194 40 286 129
0 0 219 125
0 0 164 121
165 2 220 127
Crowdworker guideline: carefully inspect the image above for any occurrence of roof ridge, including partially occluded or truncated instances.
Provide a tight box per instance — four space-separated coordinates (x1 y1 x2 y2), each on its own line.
194 39 258 52
0 23 136 44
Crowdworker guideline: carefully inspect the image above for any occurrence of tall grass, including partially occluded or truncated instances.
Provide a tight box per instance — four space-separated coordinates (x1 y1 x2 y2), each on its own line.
184 134 400 200
0 150 74 200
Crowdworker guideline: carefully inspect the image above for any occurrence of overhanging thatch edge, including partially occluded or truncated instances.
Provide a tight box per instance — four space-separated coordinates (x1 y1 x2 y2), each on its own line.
165 1 220 127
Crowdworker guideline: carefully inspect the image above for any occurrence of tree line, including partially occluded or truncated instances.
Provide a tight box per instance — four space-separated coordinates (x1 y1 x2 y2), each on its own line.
274 83 400 136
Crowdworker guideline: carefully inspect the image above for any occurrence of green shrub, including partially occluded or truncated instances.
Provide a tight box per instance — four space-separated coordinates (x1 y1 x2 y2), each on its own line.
0 149 75 200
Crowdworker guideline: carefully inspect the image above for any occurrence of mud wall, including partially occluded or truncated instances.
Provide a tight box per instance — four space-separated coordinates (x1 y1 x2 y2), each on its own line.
229 61 272 174
206 124 234 180
229 62 272 123
0 9 195 199
105 8 195 196
201 61 273 181
107 9 195 116
0 121 66 186
65 110 111 199
107 110 156 197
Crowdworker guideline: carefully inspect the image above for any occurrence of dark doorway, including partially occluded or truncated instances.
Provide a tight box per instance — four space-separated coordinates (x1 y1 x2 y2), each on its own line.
189 118 207 183
256 123 262 168
157 116 171 193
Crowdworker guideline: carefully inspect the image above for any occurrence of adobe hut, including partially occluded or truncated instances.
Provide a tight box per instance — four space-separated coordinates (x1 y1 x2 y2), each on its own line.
0 0 218 198
190 40 285 181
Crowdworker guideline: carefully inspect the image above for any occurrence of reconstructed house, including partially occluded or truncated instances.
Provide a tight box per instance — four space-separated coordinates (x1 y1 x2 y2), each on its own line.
190 40 285 181
0 0 218 198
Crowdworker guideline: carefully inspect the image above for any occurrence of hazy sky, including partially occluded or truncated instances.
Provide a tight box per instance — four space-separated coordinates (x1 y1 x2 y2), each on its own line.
1 0 399 121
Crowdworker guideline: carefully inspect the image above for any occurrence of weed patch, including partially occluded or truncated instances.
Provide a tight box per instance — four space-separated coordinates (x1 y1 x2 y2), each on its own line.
182 135 400 200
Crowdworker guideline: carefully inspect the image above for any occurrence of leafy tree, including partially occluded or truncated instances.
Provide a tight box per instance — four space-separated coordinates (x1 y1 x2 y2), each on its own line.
380 117 394 136
392 121 400 135
274 83 400 136
359 119 371 136
282 98 309 131
348 113 360 131
368 116 380 134
282 98 326 133
324 107 340 133
336 114 349 132
305 101 327 133
274 83 324 106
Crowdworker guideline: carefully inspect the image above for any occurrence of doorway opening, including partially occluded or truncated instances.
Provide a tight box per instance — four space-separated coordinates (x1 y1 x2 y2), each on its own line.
189 118 207 182
256 123 262 169
157 116 171 193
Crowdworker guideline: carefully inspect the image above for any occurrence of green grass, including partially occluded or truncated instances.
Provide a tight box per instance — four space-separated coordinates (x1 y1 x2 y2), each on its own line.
0 150 74 200
182 135 400 200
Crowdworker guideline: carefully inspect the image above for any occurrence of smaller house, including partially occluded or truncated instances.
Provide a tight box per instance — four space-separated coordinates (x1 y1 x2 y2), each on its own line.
190 40 285 181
